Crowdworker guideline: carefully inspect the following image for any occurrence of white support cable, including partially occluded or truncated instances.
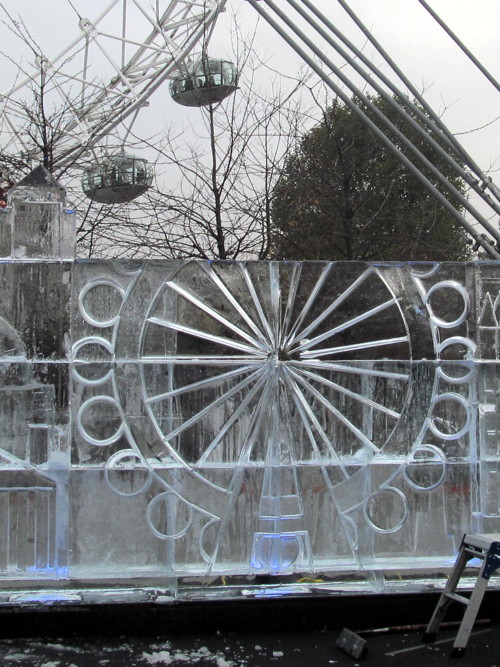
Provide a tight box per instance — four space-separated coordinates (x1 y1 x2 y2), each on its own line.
121 0 127 70
3 108 30 153
9 0 123 98
417 0 500 207
131 0 166 33
96 27 192 60
244 0 500 259
79 19 135 90
418 0 500 94
333 0 500 208
81 35 89 110
94 32 181 57
121 106 143 148
260 0 500 246
50 73 120 159
66 0 82 20
114 8 214 77
293 0 500 217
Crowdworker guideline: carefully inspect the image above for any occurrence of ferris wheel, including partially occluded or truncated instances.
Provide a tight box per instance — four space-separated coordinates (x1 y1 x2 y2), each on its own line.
0 0 229 198
1 0 499 252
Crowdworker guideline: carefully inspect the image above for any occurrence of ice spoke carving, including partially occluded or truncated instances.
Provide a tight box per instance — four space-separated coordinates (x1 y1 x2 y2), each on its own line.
282 368 350 477
200 263 271 349
290 297 399 354
279 263 302 349
299 336 410 359
235 367 281 466
205 468 245 571
292 360 409 381
196 372 270 466
289 267 373 346
165 280 269 352
287 367 381 453
141 356 264 364
147 316 266 356
283 264 332 348
159 367 267 442
296 368 401 419
241 264 275 342
145 365 258 404
269 263 281 349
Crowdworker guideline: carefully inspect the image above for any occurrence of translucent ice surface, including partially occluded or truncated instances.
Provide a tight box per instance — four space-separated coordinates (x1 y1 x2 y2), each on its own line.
0 250 499 598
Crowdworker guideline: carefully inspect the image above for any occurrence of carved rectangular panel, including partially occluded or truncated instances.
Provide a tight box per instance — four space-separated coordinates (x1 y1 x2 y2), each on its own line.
0 259 498 596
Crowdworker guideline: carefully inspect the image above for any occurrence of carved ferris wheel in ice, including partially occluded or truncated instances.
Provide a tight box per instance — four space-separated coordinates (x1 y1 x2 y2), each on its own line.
140 262 429 571
0 248 485 585
78 259 473 575
137 261 430 467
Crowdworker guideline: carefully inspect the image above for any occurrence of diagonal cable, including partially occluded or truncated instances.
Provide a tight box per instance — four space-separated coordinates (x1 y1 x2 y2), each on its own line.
244 0 500 258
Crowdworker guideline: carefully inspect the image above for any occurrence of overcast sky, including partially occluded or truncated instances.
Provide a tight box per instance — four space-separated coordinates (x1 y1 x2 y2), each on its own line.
1 0 499 221
215 1 500 174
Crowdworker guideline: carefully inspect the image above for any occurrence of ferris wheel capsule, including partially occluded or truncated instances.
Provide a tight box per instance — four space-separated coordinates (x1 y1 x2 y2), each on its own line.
1 1 227 169
170 58 239 107
82 155 154 205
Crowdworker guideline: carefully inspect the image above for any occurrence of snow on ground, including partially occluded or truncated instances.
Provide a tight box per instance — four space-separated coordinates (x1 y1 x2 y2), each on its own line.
142 645 236 665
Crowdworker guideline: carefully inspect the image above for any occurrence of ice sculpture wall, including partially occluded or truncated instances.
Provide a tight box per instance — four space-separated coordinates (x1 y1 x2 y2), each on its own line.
0 183 499 599
0 255 498 597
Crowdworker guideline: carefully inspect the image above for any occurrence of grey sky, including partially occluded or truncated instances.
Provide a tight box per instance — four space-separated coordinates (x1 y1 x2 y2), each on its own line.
1 0 498 223
215 1 499 171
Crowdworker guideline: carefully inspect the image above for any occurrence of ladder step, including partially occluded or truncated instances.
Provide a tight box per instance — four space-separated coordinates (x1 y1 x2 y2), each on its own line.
445 592 470 606
463 546 485 559
463 533 500 551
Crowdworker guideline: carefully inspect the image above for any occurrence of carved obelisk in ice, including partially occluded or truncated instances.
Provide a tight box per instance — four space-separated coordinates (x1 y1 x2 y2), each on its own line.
0 165 75 259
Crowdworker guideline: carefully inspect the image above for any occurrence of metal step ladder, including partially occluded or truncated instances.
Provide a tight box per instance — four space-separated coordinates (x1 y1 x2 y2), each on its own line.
423 533 500 658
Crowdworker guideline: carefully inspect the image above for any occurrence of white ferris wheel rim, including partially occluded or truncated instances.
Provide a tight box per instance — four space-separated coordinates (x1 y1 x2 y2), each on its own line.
0 0 227 168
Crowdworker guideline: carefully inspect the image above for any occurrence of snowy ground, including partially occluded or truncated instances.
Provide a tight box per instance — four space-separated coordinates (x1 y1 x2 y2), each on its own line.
0 625 499 667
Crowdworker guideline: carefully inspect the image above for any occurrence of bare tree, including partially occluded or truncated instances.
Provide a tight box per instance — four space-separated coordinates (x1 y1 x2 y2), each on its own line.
75 21 314 260
0 9 115 198
1 8 314 260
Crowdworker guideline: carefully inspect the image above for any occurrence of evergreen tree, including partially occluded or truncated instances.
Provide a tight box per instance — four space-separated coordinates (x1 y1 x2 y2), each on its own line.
271 95 472 261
